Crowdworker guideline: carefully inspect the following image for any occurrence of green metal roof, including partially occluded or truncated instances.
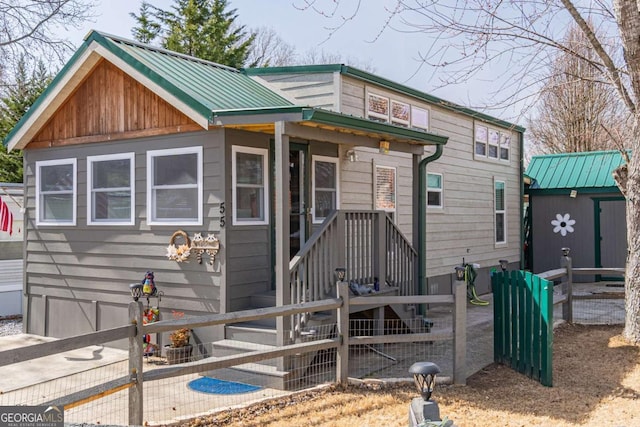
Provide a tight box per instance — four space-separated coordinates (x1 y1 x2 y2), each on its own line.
95 31 294 116
525 150 627 190
3 30 295 148
244 64 525 133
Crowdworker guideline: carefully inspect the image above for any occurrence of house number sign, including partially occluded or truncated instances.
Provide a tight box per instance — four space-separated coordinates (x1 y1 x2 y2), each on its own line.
220 202 226 227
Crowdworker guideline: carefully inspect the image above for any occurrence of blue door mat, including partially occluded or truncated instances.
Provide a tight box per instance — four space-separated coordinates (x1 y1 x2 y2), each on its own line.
187 377 262 395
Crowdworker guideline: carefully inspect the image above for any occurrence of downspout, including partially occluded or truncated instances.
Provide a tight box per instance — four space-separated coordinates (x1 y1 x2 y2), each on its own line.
418 144 444 298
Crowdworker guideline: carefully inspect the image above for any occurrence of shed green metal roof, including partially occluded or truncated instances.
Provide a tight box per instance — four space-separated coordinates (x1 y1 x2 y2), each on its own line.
244 64 525 133
525 150 627 190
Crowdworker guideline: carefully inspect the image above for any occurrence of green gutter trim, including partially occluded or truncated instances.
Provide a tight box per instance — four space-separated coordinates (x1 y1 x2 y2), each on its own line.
526 187 621 196
244 64 343 75
244 64 524 133
418 145 444 309
212 106 306 118
301 109 448 145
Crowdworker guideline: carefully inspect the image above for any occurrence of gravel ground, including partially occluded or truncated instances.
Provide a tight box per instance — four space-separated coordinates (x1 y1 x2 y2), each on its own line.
0 317 23 336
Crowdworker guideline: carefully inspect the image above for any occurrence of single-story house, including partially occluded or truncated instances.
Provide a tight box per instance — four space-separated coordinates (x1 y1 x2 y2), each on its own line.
3 31 524 368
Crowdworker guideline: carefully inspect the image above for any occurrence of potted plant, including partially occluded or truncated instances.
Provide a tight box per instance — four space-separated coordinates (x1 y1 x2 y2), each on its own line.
164 311 193 364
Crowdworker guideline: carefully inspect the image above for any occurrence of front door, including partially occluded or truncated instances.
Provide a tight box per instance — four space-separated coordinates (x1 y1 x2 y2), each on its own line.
594 197 626 280
289 144 310 258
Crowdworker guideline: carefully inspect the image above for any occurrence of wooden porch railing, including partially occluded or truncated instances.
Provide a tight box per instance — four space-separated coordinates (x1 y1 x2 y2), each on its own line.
288 210 417 336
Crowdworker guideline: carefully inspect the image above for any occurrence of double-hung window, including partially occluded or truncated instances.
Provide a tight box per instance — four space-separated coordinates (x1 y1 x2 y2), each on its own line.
427 173 443 208
312 156 339 223
87 153 135 225
375 165 396 214
232 146 269 225
36 158 77 226
495 180 506 244
147 146 202 225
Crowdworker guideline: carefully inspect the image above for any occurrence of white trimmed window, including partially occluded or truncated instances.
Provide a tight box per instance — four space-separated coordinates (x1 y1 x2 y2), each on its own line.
147 146 202 225
427 173 443 208
312 156 339 224
36 158 77 226
87 153 135 225
375 165 396 213
474 124 488 156
232 146 269 225
488 129 499 159
500 133 511 161
411 106 429 131
367 93 390 123
391 100 410 127
495 179 506 244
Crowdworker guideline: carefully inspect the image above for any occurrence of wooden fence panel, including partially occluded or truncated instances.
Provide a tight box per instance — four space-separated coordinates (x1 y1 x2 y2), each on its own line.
492 270 553 387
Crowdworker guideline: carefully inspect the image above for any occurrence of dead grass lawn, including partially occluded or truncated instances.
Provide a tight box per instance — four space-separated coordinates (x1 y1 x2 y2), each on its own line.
171 324 640 427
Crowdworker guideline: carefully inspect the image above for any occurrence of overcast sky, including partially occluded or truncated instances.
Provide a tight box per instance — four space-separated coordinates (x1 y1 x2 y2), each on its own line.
64 0 525 125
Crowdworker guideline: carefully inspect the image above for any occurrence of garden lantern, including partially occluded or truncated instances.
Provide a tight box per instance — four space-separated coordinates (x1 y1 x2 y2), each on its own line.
129 283 143 301
335 267 346 282
499 259 509 271
454 266 465 281
409 361 441 401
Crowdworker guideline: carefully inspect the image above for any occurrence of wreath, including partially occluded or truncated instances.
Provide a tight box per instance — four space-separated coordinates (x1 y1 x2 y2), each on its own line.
166 230 191 262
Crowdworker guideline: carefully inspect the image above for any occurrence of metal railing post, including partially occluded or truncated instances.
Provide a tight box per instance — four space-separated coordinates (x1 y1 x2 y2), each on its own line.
453 277 467 385
336 281 350 384
560 248 573 323
128 301 144 426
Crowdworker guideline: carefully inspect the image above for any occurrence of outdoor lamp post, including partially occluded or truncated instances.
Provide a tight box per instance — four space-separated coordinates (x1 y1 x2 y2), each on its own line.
499 259 509 272
408 361 444 426
562 247 570 257
129 283 143 301
454 266 465 282
335 267 346 282
410 361 441 401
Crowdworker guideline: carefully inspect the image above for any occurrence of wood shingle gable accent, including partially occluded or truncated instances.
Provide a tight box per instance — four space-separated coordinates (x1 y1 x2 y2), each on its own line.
28 60 199 149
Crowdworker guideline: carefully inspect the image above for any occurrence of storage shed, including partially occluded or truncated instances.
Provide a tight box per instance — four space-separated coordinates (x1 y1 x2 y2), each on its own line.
525 150 626 279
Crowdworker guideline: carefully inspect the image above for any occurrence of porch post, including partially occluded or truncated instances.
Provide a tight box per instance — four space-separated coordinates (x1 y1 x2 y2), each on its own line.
275 121 291 348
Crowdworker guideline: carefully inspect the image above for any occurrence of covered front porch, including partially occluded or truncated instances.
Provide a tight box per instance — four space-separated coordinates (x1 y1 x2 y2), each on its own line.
216 109 448 351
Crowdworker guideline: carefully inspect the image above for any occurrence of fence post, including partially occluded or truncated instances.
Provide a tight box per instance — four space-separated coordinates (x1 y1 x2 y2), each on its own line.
129 301 144 426
453 276 467 385
336 281 350 384
560 247 573 323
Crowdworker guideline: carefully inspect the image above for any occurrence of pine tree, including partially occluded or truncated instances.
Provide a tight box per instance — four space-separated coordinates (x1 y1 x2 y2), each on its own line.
0 58 51 183
131 0 255 69
130 1 161 44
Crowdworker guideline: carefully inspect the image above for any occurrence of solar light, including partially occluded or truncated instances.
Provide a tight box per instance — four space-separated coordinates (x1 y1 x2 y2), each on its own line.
499 259 509 272
454 266 465 281
129 283 143 301
335 267 346 282
409 361 441 401
562 247 570 257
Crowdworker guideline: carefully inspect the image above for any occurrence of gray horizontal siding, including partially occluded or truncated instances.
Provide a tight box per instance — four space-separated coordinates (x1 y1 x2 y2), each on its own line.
337 76 522 278
225 130 273 312
254 72 337 110
23 131 226 338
